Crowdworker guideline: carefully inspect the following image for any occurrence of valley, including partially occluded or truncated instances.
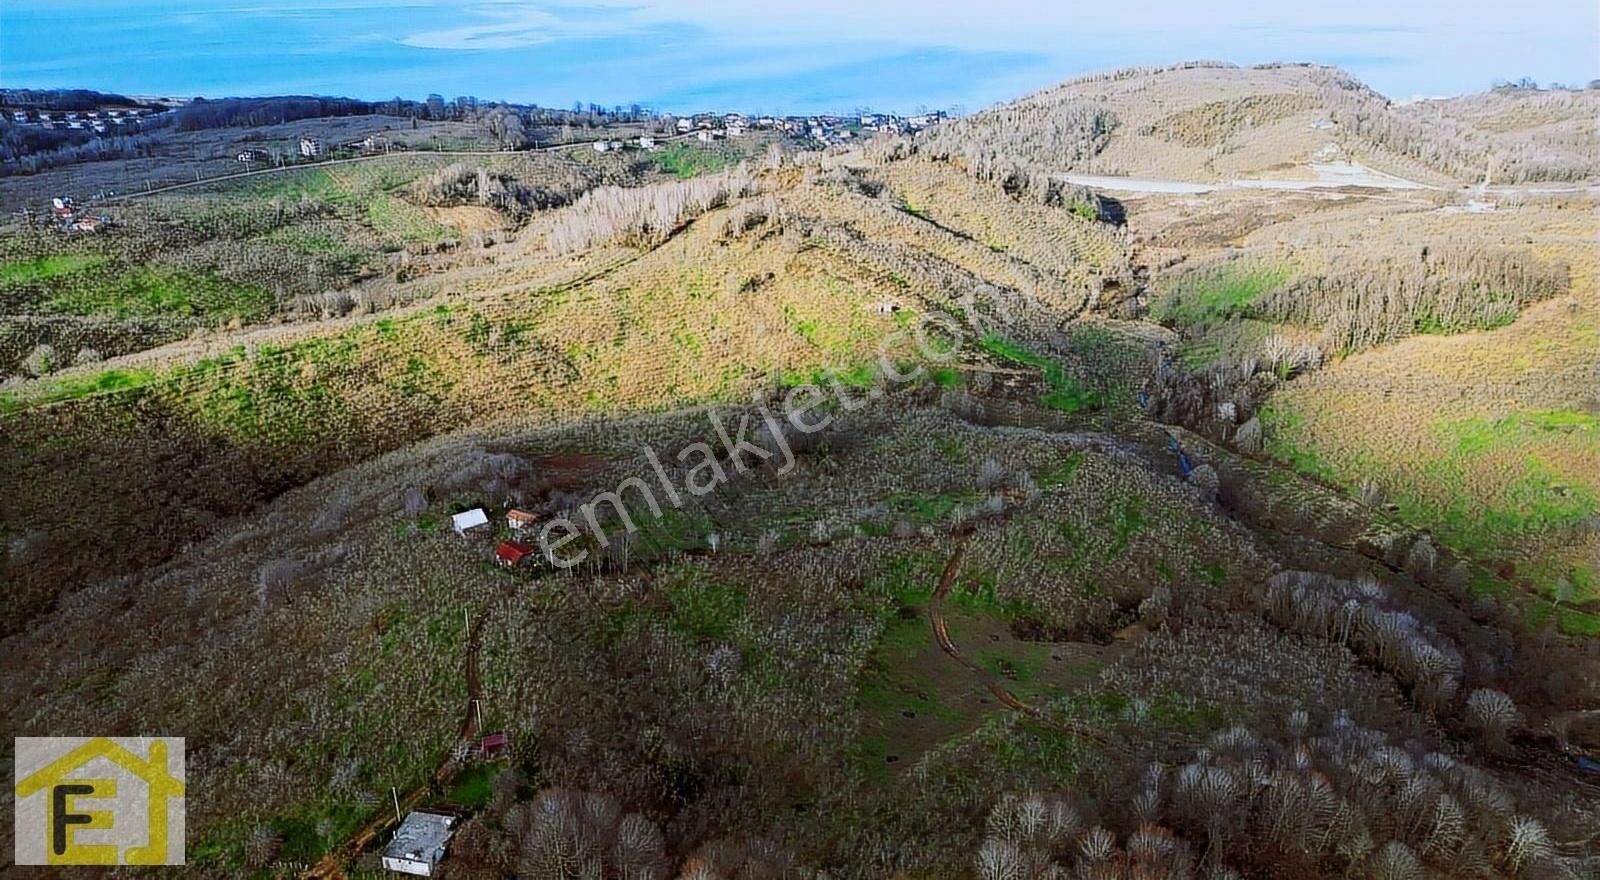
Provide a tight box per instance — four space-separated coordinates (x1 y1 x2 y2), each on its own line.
1 61 1598 880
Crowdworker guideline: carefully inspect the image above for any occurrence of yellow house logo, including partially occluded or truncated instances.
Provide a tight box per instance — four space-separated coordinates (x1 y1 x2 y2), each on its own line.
13 737 185 866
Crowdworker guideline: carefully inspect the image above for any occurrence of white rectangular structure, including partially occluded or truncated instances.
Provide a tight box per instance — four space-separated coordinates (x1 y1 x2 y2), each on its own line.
381 811 457 876
451 508 490 535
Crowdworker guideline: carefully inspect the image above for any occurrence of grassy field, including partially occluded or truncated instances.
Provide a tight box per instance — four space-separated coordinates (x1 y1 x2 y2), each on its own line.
1247 203 1600 632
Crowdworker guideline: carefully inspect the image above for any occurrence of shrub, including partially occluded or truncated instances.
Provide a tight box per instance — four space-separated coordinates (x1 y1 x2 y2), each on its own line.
1464 689 1522 754
548 170 758 253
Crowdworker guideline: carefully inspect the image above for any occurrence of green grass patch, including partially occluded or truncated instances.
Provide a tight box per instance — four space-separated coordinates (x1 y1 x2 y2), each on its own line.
666 577 748 642
447 763 499 809
48 267 273 321
1038 452 1085 488
268 802 371 862
652 144 734 179
367 194 451 244
1068 200 1099 222
0 367 158 414
1264 400 1600 632
980 335 1102 414
0 253 107 286
1151 262 1292 328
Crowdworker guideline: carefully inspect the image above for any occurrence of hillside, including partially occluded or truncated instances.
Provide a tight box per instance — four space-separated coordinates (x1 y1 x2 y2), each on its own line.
3 64 1600 880
0 150 1134 634
920 61 1600 186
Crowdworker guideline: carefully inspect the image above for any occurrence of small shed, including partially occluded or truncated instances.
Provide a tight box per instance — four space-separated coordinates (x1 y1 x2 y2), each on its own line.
381 811 457 877
480 732 511 758
452 508 490 536
506 509 541 531
495 540 534 568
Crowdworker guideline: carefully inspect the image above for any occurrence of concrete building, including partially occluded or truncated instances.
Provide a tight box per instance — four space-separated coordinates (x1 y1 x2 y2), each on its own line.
381 811 458 876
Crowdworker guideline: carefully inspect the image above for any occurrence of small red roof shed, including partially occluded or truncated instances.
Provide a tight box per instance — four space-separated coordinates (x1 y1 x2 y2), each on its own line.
495 540 534 568
480 732 510 756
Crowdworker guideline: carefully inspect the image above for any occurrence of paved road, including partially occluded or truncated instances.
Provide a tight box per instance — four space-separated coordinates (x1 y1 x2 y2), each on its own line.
1060 165 1600 197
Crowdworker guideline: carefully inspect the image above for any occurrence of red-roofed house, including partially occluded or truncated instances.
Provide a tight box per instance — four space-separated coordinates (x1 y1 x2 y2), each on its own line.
506 509 541 531
495 541 534 568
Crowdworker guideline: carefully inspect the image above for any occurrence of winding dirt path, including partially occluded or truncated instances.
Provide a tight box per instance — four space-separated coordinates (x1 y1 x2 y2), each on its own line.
301 609 487 880
928 535 1110 747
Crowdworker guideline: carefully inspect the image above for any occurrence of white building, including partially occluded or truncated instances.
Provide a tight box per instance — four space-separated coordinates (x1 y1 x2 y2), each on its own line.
593 140 611 152
381 811 458 877
299 136 322 158
637 136 656 149
451 508 490 536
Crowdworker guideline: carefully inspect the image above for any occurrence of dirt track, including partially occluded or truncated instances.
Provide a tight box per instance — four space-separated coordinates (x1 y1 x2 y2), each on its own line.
928 534 1110 747
301 609 487 879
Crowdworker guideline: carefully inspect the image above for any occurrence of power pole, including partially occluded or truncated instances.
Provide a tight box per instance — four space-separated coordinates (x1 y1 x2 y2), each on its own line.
391 787 402 825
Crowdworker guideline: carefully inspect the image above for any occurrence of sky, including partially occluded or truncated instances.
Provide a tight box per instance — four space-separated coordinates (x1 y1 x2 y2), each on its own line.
1 0 1596 114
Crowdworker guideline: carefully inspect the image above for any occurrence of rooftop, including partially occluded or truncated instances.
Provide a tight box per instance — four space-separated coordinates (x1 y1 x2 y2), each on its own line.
383 811 457 864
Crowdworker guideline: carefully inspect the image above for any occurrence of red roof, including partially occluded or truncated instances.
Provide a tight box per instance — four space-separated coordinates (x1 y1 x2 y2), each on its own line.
495 541 534 565
481 732 510 749
507 509 541 525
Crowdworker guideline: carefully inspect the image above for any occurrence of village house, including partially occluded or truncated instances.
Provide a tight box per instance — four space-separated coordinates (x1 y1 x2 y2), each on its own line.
299 135 322 159
451 508 490 537
381 811 458 877
637 136 656 149
506 509 541 531
593 140 611 152
495 540 534 568
237 149 269 165
676 117 693 133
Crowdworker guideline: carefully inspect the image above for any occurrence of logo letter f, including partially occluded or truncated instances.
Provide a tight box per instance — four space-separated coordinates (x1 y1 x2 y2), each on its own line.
51 784 96 856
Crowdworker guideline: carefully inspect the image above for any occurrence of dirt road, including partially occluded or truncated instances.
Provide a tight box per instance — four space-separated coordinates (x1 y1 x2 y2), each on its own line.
301 610 487 880
928 535 1109 746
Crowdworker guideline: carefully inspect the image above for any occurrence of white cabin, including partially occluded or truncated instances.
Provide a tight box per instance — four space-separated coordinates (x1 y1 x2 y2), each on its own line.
451 508 490 536
381 811 457 876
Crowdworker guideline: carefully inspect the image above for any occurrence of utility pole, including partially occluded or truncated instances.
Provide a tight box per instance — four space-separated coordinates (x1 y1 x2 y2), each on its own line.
391 787 402 825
